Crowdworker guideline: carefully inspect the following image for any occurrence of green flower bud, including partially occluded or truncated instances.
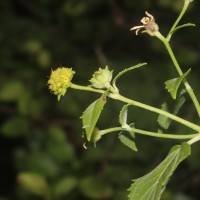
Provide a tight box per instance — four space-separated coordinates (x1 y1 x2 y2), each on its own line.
90 66 113 89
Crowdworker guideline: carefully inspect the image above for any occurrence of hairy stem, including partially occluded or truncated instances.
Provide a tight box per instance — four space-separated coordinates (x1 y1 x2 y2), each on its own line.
155 32 200 118
187 134 200 145
167 0 193 41
99 127 199 140
113 93 200 132
71 83 200 132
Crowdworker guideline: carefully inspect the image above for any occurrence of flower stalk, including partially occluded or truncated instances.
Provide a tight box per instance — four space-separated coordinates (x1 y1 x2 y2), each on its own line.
187 134 200 145
48 0 200 146
154 32 200 118
167 0 193 41
70 83 200 132
99 127 199 140
130 0 200 119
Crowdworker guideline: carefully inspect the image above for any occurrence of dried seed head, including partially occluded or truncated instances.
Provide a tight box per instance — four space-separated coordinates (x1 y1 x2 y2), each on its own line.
131 11 159 36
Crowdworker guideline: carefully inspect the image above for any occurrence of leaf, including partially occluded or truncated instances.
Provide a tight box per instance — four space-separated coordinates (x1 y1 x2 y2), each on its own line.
1 117 30 138
79 177 113 199
119 104 136 138
118 133 137 151
46 126 75 163
81 94 107 141
119 104 130 126
157 102 169 130
25 153 59 178
91 127 102 146
17 172 49 196
0 80 25 101
112 63 147 91
157 91 186 130
128 142 191 200
172 90 186 114
129 123 135 138
54 177 77 197
168 23 195 40
165 69 190 99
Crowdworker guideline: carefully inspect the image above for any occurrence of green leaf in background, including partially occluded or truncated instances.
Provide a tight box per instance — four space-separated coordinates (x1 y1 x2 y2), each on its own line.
112 63 147 91
118 133 137 151
17 172 49 197
81 94 107 141
1 117 30 138
26 152 60 178
0 80 25 101
79 177 113 199
128 142 191 200
157 91 186 130
54 177 78 198
46 126 75 163
165 69 191 99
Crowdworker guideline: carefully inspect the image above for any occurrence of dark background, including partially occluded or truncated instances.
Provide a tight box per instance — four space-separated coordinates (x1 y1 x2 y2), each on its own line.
0 0 200 199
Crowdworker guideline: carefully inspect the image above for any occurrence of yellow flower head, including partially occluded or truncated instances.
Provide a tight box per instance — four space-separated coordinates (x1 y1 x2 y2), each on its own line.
48 67 75 101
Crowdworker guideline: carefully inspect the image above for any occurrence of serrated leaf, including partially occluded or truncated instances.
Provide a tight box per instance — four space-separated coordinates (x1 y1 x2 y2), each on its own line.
118 133 137 151
165 69 190 99
112 63 147 91
157 92 186 130
128 142 191 200
81 94 107 141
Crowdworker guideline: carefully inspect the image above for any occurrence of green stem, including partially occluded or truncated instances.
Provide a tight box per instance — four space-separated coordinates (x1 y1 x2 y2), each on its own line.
71 83 105 94
99 127 123 135
155 32 200 118
113 93 200 132
71 83 200 132
187 134 200 145
167 0 192 41
99 127 199 140
133 128 198 139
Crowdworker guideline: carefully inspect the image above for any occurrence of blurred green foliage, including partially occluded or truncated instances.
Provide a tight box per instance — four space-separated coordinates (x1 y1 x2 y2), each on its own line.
0 0 200 199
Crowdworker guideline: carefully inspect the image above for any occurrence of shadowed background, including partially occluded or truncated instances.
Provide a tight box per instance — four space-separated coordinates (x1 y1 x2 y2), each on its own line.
0 0 200 199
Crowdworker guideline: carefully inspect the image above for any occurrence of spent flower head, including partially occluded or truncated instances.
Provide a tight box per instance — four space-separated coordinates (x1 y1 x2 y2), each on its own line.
131 11 159 36
90 66 113 89
48 67 75 101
